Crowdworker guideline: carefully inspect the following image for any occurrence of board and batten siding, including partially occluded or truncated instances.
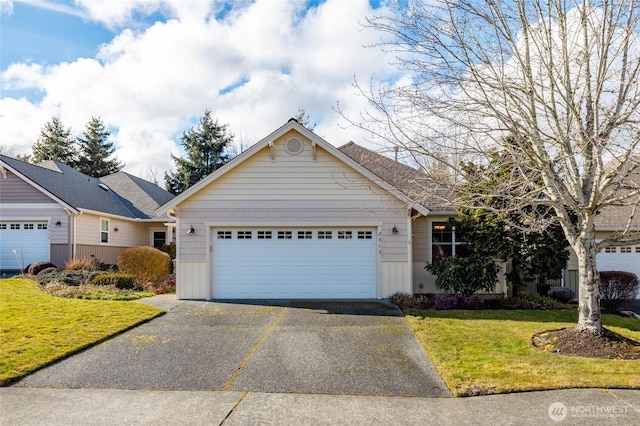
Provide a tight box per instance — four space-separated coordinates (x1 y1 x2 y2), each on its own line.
174 135 413 299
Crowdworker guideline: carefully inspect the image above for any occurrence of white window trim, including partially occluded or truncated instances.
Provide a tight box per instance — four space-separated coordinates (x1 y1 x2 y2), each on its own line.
100 218 110 245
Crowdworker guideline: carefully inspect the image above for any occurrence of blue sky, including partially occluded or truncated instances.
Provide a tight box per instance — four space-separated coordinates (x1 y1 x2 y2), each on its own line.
0 0 397 178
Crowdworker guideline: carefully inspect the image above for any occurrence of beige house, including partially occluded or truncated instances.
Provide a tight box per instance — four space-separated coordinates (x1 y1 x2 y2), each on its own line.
157 119 507 300
0 155 174 271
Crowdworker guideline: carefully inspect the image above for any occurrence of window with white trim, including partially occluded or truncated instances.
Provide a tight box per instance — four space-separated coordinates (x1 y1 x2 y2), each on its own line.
604 247 616 253
357 231 373 240
432 221 467 261
278 231 292 239
24 223 34 230
298 231 312 239
318 231 332 239
620 246 632 253
338 231 352 239
10 223 20 230
258 231 272 239
237 231 252 239
100 219 109 243
38 223 48 230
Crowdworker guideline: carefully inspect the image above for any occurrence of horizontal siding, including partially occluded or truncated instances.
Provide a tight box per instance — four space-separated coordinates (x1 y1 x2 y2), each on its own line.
50 244 70 268
75 213 162 247
0 170 53 203
176 261 207 299
75 245 129 265
182 143 398 206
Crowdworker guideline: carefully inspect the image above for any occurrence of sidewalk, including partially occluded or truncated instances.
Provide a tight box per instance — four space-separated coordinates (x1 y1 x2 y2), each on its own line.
1 387 639 425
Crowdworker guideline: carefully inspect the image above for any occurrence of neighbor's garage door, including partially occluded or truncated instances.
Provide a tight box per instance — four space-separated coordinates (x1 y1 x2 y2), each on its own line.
597 245 640 299
0 222 50 270
213 228 377 299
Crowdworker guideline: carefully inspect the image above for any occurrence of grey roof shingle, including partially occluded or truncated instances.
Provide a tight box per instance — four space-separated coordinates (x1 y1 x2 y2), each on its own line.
0 154 173 220
338 142 457 212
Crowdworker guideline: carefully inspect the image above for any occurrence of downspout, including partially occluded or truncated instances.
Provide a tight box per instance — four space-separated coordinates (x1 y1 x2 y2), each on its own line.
65 209 74 261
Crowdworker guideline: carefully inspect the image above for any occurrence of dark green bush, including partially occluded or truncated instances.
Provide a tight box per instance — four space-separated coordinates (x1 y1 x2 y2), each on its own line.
91 273 135 290
117 246 171 287
38 270 86 287
425 255 499 296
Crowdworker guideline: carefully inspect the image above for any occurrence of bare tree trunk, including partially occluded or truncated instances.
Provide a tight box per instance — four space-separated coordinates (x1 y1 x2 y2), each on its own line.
574 235 603 334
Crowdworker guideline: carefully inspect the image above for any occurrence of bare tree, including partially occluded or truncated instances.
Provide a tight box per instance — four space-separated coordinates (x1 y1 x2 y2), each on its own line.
348 0 640 334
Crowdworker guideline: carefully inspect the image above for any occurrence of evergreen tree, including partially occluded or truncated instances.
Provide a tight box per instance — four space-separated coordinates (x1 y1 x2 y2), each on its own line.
31 115 77 164
165 110 233 195
453 142 570 295
76 116 123 177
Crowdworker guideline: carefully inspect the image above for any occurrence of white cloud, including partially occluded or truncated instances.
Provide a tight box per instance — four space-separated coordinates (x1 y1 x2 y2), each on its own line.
0 0 397 179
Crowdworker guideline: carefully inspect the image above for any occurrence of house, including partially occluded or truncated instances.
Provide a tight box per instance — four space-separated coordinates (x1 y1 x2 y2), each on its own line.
0 154 174 272
156 119 506 300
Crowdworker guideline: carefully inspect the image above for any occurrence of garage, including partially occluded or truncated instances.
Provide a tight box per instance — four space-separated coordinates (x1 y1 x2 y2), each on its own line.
212 228 377 299
597 245 640 298
0 221 50 271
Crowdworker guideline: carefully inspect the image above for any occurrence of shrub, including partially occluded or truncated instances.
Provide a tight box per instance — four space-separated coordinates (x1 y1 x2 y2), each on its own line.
547 286 575 303
144 279 176 294
92 273 135 290
485 291 563 310
425 255 499 296
435 294 484 310
38 270 86 287
600 271 640 312
65 256 98 271
389 292 435 309
158 242 176 259
117 246 171 287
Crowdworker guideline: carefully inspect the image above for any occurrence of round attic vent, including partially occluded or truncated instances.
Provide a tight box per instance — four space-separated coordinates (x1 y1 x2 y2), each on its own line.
284 137 304 155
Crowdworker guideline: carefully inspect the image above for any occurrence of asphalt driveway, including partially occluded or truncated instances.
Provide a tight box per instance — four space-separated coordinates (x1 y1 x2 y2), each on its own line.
14 296 450 397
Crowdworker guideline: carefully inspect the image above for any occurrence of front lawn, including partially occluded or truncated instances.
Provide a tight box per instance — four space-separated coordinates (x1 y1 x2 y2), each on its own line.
0 278 164 385
405 308 640 396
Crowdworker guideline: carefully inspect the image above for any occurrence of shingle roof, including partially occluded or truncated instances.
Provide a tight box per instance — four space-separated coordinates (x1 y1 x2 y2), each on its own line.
338 142 457 212
595 162 640 230
0 154 173 220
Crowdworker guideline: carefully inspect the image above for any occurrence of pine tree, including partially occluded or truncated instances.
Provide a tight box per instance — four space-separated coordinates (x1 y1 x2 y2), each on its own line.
31 115 77 164
76 116 123 177
164 110 233 195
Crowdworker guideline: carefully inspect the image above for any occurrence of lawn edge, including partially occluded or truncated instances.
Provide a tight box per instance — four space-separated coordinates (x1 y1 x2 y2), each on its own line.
1 310 165 387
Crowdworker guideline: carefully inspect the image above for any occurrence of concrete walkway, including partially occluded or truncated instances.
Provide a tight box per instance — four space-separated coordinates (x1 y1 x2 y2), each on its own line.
1 387 639 425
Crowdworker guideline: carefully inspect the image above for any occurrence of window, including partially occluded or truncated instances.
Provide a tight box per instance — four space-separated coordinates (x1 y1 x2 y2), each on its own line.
278 231 292 239
24 223 34 230
152 231 166 248
431 221 467 261
38 223 47 230
100 219 109 243
0 224 6 230
318 231 332 239
298 231 312 239
258 231 272 239
604 247 616 253
10 223 20 230
620 246 632 253
636 247 640 253
237 231 252 239
357 231 373 240
338 231 352 239
217 231 232 239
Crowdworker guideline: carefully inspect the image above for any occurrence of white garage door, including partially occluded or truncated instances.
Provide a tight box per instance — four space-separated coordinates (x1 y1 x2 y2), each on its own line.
597 245 640 299
0 222 50 271
213 228 377 299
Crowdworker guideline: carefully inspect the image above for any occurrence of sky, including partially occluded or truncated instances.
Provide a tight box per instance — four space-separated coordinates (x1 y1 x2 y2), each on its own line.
0 0 398 181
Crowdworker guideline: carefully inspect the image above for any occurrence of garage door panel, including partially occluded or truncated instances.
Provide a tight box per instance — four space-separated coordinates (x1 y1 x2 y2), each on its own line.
597 246 640 299
0 222 50 270
213 228 377 299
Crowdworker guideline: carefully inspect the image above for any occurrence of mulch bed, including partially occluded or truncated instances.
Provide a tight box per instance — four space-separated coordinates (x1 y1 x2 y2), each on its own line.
532 327 640 360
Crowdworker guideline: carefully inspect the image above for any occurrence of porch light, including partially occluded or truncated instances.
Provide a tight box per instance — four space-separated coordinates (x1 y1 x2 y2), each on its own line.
114 227 119 232
55 220 62 226
392 225 398 234
187 225 195 235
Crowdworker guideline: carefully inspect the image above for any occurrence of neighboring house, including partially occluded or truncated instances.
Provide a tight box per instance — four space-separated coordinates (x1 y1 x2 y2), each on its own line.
0 154 174 271
156 118 506 300
560 170 640 298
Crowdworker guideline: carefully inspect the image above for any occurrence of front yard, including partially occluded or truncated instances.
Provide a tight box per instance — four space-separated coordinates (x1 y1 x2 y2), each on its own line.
0 278 164 385
406 308 640 396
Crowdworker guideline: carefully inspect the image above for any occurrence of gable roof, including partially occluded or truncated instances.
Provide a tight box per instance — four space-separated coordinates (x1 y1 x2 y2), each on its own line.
157 119 434 216
0 154 173 220
338 142 457 212
595 161 640 231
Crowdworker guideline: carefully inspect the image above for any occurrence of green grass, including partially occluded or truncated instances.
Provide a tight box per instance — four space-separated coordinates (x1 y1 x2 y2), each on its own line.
0 278 164 385
405 308 640 396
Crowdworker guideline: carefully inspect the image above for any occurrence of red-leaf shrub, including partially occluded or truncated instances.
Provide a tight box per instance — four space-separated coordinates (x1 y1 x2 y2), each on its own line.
599 271 640 312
